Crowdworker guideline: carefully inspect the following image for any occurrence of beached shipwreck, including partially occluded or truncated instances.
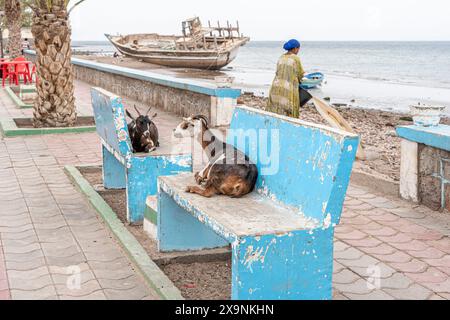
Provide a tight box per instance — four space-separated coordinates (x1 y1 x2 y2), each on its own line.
106 17 250 70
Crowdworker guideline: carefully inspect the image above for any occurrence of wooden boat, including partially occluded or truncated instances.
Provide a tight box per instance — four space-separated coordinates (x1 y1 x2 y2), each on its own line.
301 72 325 90
106 17 250 70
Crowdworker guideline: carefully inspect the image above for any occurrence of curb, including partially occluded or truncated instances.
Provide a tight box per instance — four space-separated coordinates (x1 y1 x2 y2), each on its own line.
0 117 96 137
5 87 33 109
64 165 184 301
351 169 399 197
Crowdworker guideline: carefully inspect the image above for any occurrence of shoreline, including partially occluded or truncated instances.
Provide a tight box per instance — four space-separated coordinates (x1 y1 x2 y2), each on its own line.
74 54 450 182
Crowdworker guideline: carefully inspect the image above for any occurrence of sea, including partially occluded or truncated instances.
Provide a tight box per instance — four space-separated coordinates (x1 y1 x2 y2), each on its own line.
72 41 450 114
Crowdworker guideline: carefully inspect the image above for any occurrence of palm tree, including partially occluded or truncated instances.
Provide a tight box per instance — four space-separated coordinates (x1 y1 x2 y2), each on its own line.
28 0 85 128
4 0 22 59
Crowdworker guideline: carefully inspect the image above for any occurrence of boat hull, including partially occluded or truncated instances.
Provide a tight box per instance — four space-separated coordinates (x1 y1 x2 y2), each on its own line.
106 34 245 70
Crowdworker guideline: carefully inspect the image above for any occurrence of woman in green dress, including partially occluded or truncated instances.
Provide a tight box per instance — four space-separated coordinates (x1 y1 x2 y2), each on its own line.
267 39 305 118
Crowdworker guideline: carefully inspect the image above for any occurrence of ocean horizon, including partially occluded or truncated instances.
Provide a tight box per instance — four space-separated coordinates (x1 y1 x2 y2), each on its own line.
71 40 450 114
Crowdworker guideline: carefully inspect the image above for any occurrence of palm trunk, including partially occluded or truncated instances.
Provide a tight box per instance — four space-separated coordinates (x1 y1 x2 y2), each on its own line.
4 0 22 59
31 5 76 128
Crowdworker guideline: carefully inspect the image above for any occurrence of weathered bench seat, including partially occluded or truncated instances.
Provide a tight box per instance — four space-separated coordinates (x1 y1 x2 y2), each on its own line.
159 174 320 242
91 87 192 223
157 106 359 300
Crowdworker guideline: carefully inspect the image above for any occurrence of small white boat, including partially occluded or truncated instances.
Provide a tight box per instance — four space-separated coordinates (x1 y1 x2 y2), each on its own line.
301 72 325 90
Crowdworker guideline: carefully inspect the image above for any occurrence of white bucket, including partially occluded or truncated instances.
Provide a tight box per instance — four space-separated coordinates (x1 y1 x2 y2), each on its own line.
410 105 446 127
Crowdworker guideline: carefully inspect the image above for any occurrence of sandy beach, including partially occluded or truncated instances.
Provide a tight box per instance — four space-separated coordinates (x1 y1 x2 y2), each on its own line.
75 54 450 183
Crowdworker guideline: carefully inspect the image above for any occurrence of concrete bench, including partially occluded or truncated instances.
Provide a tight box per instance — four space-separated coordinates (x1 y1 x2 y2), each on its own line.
91 87 192 223
397 125 450 211
157 106 359 300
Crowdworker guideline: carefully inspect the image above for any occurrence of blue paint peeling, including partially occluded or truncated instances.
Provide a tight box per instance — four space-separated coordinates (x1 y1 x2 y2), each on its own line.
228 106 359 227
157 106 359 300
397 125 450 152
91 88 192 223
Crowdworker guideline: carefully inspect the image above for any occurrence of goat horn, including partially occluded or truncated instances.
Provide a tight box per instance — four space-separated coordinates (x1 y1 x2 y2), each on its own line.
145 106 153 115
133 105 142 116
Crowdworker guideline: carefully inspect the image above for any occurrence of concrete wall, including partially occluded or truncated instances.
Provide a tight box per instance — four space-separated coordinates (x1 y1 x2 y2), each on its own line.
24 50 241 127
419 145 450 211
73 65 212 119
397 125 450 212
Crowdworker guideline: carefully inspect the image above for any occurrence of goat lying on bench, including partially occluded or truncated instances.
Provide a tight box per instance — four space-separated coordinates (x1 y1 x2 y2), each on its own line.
174 115 258 198
159 106 359 300
126 105 159 153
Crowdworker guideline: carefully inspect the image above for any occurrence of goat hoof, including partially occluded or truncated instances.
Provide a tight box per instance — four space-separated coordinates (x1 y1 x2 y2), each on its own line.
185 186 192 193
194 173 203 185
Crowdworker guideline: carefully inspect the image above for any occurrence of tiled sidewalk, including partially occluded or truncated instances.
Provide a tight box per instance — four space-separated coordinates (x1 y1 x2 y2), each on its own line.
333 187 450 300
0 83 449 300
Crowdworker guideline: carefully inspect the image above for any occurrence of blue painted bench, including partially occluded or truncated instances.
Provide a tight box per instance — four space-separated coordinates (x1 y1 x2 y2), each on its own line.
91 87 192 223
157 106 359 300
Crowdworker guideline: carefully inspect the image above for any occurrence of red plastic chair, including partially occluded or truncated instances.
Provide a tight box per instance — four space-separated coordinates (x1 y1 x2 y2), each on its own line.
2 63 16 87
30 64 37 84
12 56 31 85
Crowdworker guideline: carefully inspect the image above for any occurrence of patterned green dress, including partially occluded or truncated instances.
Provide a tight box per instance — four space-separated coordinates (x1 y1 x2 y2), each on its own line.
267 54 305 118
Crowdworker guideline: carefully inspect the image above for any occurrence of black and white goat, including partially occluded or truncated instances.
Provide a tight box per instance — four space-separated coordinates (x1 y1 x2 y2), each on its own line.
126 106 159 153
173 115 258 198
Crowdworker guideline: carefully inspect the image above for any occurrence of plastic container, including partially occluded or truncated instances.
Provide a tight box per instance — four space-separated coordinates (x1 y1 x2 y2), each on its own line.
214 76 234 88
410 105 446 127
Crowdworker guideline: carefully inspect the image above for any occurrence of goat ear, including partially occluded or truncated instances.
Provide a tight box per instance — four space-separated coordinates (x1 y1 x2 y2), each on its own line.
126 110 135 120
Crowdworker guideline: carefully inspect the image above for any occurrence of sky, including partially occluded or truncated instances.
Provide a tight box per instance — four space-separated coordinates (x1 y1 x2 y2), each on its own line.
70 0 450 41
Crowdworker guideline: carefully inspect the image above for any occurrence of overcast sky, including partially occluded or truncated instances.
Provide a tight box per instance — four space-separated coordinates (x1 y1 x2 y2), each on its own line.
70 0 450 41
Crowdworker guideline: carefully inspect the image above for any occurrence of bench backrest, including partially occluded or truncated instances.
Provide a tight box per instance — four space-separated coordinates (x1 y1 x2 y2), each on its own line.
91 87 133 162
227 106 359 226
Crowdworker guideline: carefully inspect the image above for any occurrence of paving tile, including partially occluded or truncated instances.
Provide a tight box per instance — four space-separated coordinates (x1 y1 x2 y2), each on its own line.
343 290 395 300
103 285 150 300
364 226 398 237
7 266 50 281
5 257 47 271
372 251 413 264
3 243 42 255
344 237 383 248
334 279 373 295
60 291 107 300
359 243 397 255
380 273 414 290
46 252 88 267
406 247 446 260
55 279 102 297
332 291 350 300
426 239 450 254
332 269 361 284
52 270 96 286
406 268 448 284
377 233 414 244
0 289 11 300
335 229 368 241
390 259 429 274
423 255 450 268
4 249 45 262
334 247 365 260
384 284 433 300
337 253 380 269
10 286 58 300
8 274 54 291
418 279 450 293
389 240 430 252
